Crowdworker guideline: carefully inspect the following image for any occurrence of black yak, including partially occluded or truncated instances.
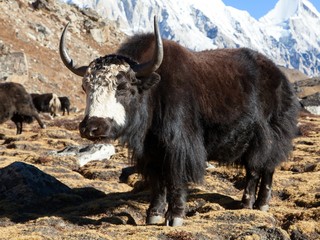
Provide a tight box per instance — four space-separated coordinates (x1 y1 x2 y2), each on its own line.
59 16 299 226
0 82 45 134
58 96 71 115
31 93 61 117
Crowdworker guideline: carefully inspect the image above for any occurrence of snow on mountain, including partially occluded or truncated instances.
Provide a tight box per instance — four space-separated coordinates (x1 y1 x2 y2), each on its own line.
260 0 301 25
61 0 320 77
259 0 320 76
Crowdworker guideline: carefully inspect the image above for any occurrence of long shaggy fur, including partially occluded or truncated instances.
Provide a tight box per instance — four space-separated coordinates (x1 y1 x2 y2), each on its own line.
117 34 299 187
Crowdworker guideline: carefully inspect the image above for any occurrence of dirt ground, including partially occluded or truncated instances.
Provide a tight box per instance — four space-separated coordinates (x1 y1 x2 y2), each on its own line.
0 111 319 240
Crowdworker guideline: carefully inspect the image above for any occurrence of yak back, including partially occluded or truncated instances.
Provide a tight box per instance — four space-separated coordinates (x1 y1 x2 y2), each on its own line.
117 33 293 124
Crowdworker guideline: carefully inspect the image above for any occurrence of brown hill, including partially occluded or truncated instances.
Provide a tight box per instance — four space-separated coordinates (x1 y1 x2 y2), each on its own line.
0 0 126 109
279 66 309 83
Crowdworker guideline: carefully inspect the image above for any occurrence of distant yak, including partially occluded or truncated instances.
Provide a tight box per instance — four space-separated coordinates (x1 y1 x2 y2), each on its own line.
31 93 61 117
60 16 299 226
0 82 45 134
59 96 71 115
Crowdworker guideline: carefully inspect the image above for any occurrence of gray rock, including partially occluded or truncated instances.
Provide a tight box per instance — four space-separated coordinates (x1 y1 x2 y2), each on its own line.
0 52 28 80
0 161 71 205
300 92 320 115
49 144 115 167
80 8 100 22
90 27 109 44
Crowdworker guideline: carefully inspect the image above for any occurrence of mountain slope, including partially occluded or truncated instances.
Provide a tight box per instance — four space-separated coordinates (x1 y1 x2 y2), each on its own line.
260 0 320 75
0 0 126 109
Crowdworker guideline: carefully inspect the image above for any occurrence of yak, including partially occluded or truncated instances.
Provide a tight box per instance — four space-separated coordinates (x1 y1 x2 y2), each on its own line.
31 93 61 117
0 82 46 134
59 96 71 115
59 17 299 226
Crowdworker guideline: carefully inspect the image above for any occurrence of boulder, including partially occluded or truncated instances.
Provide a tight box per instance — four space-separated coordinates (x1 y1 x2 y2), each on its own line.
300 92 320 115
0 162 71 205
48 144 116 167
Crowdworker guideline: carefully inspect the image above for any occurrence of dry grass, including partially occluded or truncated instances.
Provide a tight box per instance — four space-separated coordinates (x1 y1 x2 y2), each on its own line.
0 113 319 239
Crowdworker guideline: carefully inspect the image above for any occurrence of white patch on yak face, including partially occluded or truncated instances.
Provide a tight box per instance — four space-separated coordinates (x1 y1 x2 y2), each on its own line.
86 87 126 125
82 62 131 126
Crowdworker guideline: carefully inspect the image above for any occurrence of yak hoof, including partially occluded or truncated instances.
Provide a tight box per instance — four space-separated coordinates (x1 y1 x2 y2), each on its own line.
41 124 46 129
258 204 269 211
166 217 184 227
241 203 253 209
146 215 163 225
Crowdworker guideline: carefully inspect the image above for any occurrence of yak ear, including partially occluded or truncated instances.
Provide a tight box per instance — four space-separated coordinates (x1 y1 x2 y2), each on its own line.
138 72 161 90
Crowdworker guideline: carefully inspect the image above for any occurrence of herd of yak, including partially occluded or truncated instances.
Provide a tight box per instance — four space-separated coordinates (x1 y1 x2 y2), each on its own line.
0 81 70 134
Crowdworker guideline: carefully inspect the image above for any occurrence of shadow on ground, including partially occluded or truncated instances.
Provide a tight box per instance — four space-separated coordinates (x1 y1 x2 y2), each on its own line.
0 162 242 227
0 162 148 225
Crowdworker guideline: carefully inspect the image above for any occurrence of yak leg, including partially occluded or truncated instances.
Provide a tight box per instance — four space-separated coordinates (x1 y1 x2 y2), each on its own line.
255 169 274 211
146 182 167 225
144 134 168 225
165 183 187 227
11 115 23 134
14 121 23 134
242 169 260 209
33 113 46 129
19 107 46 129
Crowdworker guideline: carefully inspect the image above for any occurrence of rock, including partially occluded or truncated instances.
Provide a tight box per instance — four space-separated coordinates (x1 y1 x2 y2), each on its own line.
0 161 71 205
0 52 28 82
30 0 50 11
90 26 110 44
300 92 320 115
0 41 10 55
293 77 320 98
49 144 116 167
80 8 100 22
65 12 78 23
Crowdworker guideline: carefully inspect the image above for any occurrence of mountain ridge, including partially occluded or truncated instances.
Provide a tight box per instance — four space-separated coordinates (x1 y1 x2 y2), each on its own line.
61 0 320 77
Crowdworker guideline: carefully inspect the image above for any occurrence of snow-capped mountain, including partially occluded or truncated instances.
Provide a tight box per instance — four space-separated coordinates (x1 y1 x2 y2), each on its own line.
61 0 320 77
260 0 320 76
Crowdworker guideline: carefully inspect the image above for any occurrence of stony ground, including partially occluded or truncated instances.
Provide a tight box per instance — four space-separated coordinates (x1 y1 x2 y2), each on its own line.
0 111 319 240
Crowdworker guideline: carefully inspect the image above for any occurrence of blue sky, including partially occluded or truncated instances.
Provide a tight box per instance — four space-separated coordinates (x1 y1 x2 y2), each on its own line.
221 0 320 19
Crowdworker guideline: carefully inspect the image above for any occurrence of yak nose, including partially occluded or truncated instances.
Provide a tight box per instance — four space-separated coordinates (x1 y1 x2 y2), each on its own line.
79 116 110 139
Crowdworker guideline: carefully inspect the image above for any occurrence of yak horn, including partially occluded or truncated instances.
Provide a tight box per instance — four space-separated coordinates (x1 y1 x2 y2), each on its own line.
59 22 88 77
133 15 163 77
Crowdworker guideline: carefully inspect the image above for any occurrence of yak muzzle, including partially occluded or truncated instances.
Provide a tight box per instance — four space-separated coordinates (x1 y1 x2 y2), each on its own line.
79 116 114 140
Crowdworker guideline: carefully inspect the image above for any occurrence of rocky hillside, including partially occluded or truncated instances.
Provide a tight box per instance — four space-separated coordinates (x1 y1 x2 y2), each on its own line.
0 0 126 109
